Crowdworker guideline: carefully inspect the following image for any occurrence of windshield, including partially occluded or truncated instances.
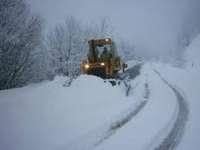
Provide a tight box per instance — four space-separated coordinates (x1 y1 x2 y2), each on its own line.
97 45 111 57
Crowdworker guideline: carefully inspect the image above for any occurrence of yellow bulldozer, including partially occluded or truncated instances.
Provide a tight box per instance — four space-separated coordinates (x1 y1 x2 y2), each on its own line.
81 38 127 78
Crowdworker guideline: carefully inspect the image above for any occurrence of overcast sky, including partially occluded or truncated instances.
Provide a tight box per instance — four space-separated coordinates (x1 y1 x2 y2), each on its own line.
27 0 200 60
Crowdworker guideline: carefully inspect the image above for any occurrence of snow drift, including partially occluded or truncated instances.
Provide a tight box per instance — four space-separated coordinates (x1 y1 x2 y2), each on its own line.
0 74 145 150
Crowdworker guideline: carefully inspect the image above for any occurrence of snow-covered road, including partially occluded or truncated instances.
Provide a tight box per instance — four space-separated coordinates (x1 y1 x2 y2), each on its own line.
95 64 189 150
0 63 191 150
121 65 189 150
152 70 189 150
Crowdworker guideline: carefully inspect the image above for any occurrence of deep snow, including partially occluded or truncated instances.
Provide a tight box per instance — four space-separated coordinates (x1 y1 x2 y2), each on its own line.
0 63 178 150
0 73 146 150
151 35 200 150
1 34 200 150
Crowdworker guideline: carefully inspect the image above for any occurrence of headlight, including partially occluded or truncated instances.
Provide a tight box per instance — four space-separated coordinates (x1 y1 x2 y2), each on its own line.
84 64 90 69
100 62 105 66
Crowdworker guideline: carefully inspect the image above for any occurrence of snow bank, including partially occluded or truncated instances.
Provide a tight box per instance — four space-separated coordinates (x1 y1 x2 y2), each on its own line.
153 34 200 150
0 74 143 150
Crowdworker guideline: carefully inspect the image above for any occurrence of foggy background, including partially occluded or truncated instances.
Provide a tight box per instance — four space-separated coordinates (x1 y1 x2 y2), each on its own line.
27 0 200 61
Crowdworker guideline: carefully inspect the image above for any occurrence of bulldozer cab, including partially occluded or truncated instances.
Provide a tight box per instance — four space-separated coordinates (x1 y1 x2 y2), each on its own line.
81 38 127 78
87 38 117 62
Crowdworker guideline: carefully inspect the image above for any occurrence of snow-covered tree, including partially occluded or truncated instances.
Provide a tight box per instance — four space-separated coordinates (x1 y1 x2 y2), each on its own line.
46 16 113 78
0 0 43 89
46 16 86 77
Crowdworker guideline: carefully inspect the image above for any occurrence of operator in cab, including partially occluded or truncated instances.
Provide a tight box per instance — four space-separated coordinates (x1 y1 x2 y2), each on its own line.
100 47 112 61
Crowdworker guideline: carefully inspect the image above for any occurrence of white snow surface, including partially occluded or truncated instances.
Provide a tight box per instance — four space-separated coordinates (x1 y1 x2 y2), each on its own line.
152 63 200 150
152 34 200 150
0 74 145 150
95 64 177 150
0 63 179 150
0 34 200 150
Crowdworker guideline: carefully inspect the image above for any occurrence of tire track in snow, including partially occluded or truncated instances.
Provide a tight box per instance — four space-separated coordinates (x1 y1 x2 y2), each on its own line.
95 100 147 147
66 97 148 150
65 65 147 150
153 70 189 150
94 66 150 147
94 65 149 147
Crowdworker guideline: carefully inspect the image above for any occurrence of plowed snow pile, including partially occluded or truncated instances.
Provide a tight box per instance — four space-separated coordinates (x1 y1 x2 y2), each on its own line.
0 74 145 150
